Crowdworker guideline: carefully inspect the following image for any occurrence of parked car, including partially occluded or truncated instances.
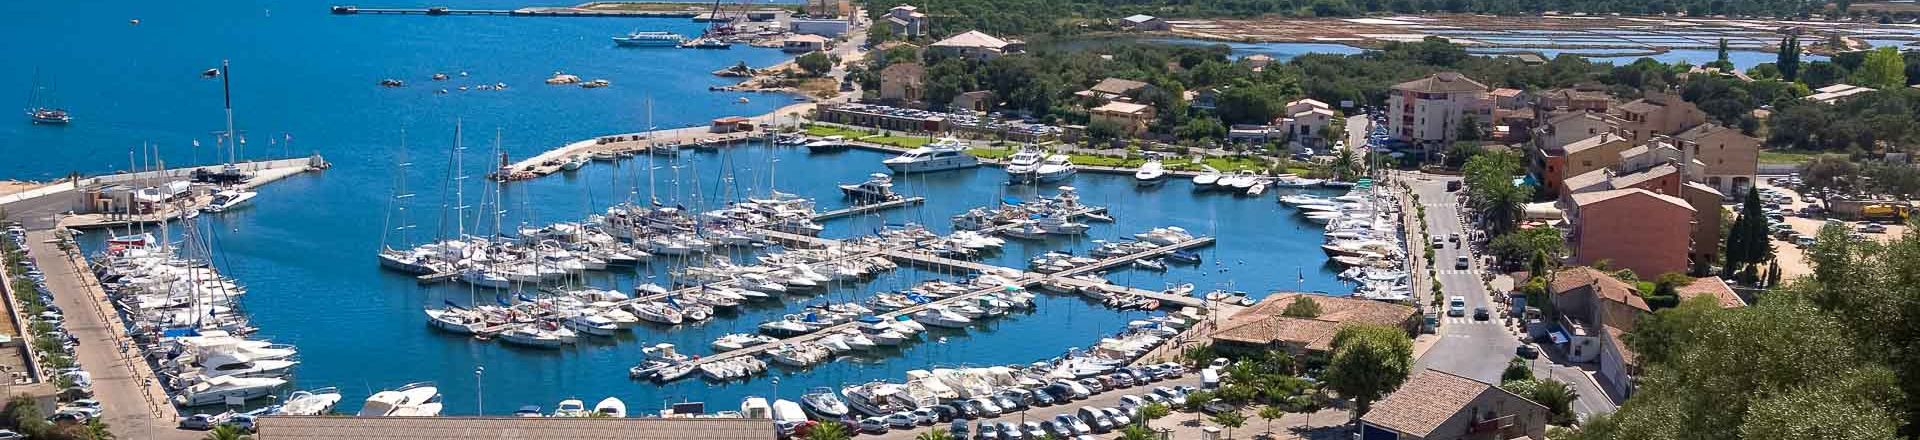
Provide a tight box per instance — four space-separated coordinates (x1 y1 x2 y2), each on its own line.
1077 377 1106 393
1102 407 1132 426
1516 344 1540 359
1431 236 1445 249
971 396 1004 417
950 419 971 438
993 394 1025 412
912 407 939 425
1041 420 1071 439
179 414 216 430
971 421 997 440
1053 414 1091 435
930 404 959 422
0 429 22 440
1118 395 1147 412
859 416 891 434
1027 387 1057 406
1078 407 1114 432
1107 372 1136 388
1022 421 1048 439
1200 399 1237 415
886 411 917 429
995 421 1020 440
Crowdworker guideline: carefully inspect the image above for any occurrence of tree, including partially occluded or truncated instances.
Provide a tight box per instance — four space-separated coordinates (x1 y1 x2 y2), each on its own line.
1721 188 1773 282
1281 296 1323 318
1137 402 1171 427
1118 424 1156 440
1211 411 1247 438
915 428 954 440
1258 406 1285 435
1502 357 1533 383
1324 324 1414 421
1176 117 1228 141
1461 150 1533 236
1776 36 1803 82
203 425 250 440
1455 115 1484 142
1801 61 1847 88
1706 38 1735 70
1853 47 1907 90
1331 147 1361 181
85 419 113 440
807 421 851 440
795 52 834 76
1489 228 1566 270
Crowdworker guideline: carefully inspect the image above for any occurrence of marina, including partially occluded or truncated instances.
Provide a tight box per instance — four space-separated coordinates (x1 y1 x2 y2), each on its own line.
1 0 1418 425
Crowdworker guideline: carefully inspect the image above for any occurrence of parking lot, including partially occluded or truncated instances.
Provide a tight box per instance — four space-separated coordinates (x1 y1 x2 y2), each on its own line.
858 372 1203 439
1753 179 1908 279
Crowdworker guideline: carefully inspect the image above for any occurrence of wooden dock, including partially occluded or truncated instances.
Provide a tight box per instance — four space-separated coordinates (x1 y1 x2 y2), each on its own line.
812 197 925 221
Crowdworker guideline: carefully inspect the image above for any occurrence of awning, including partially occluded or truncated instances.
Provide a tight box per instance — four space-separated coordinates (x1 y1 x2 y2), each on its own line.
1549 330 1569 345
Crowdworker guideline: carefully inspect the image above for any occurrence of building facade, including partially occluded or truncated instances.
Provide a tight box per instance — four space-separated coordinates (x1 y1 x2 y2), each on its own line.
1568 189 1695 278
1387 72 1492 151
1672 123 1759 198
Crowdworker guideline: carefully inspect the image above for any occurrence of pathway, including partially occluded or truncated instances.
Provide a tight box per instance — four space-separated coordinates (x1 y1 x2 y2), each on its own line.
25 230 197 440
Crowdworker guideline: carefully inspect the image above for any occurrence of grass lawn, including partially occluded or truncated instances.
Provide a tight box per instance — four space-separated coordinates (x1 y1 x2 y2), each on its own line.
865 135 932 148
804 125 868 138
1758 149 1825 165
1067 154 1149 168
968 148 1014 160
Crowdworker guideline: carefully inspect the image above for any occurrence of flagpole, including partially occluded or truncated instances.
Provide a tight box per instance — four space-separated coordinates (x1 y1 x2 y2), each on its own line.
221 60 237 174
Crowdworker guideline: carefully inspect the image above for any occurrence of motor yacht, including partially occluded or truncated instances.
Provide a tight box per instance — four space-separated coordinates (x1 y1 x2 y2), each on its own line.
882 138 979 173
356 382 442 417
804 135 850 153
1004 147 1045 182
911 306 973 328
712 333 779 352
612 30 685 47
839 173 903 203
801 387 851 420
280 387 343 416
552 398 588 417
565 313 620 336
1133 159 1167 186
1034 155 1076 183
1192 169 1223 188
201 189 258 213
593 397 628 418
172 375 286 407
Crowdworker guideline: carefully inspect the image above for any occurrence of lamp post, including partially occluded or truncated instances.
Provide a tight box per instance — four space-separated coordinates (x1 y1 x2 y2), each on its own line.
771 376 781 402
475 366 485 416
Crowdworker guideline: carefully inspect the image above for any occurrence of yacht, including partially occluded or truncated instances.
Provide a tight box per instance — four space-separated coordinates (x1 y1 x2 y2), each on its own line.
612 30 685 47
560 155 588 171
629 302 685 325
201 189 258 213
280 387 343 416
712 333 778 352
911 306 973 328
842 381 914 417
357 382 442 417
1192 169 1223 188
1034 155 1076 183
552 398 588 417
28 107 70 124
498 325 574 348
593 397 628 418
801 387 850 420
565 313 620 336
882 138 979 173
804 135 850 153
1004 147 1045 182
838 173 902 204
424 307 485 335
1134 160 1167 186
172 375 286 407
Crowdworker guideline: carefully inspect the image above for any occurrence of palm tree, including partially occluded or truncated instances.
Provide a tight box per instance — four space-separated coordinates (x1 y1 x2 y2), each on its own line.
1332 147 1359 181
915 428 954 440
1531 379 1581 424
1258 406 1284 435
86 418 114 440
203 425 249 440
1212 411 1247 439
808 420 851 440
1118 424 1157 440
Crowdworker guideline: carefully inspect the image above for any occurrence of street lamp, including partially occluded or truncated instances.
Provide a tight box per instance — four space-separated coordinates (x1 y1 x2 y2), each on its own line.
771 376 781 402
475 366 485 416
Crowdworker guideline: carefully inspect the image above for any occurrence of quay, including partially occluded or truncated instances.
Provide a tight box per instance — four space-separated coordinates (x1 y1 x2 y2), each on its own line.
496 103 814 181
810 197 925 222
23 230 196 440
0 155 330 231
330 5 698 17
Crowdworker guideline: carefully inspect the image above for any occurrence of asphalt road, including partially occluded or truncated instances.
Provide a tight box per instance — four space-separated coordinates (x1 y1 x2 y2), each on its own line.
1404 177 1616 419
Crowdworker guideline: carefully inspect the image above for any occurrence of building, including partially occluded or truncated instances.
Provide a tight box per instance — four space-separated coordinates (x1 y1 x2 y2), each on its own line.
1611 92 1706 145
878 63 925 105
709 116 753 133
255 416 776 440
1088 101 1156 137
1275 98 1335 149
1805 83 1876 105
1551 132 1634 196
1244 54 1274 72
929 30 1020 61
951 90 995 113
817 103 947 132
883 5 928 38
1672 123 1759 197
1075 77 1154 103
790 18 852 37
1535 86 1612 114
1547 267 1650 398
1568 189 1695 279
1528 112 1619 196
1680 181 1724 266
1210 293 1418 357
1358 369 1550 440
1387 72 1492 150
780 34 830 53
1120 14 1171 31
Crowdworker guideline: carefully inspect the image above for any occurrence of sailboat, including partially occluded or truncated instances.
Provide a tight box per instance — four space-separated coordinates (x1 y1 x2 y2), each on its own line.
24 70 69 125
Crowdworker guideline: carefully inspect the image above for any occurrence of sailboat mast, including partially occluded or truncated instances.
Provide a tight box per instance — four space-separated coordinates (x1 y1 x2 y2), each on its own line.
454 120 468 239
220 60 239 172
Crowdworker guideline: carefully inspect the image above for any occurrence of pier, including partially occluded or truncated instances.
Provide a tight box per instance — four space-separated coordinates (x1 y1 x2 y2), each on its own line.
811 197 925 222
0 155 330 231
495 103 815 182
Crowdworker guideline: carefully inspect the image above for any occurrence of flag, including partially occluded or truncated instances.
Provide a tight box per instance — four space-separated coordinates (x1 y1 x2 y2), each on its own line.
201 68 221 78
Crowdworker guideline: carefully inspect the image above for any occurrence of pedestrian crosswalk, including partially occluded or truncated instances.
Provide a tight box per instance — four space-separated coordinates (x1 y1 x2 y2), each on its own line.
1435 269 1479 275
1442 317 1493 325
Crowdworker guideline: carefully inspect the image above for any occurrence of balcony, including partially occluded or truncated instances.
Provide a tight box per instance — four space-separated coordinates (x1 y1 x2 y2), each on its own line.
1469 414 1517 434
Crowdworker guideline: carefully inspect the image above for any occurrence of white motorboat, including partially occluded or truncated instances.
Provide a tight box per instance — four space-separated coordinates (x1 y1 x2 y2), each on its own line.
839 173 903 203
565 313 620 336
644 342 691 363
593 397 628 418
201 189 258 213
280 387 343 416
356 382 442 417
712 332 778 352
804 135 851 152
842 381 914 417
882 138 979 173
1192 169 1223 188
1036 215 1090 235
1004 147 1045 182
1133 226 1195 245
1134 160 1167 186
801 387 851 420
172 375 286 407
911 306 973 328
553 398 588 417
1246 180 1269 196
766 343 830 367
1034 154 1076 183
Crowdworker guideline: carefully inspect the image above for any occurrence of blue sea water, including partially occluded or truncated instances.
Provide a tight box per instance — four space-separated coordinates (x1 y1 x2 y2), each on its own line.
6 1 1359 415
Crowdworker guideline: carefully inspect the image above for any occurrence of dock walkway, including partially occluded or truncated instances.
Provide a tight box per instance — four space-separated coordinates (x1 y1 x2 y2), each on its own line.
25 231 195 440
811 197 924 222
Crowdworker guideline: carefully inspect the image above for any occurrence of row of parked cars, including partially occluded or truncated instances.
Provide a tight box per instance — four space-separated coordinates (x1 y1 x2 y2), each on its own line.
4 224 103 436
852 363 1192 438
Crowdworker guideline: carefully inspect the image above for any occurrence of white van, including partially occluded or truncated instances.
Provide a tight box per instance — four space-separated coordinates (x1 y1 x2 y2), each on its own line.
1200 367 1220 389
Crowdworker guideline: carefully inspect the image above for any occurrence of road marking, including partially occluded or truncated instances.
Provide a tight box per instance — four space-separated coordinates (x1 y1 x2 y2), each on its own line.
1436 269 1479 275
1443 317 1495 325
